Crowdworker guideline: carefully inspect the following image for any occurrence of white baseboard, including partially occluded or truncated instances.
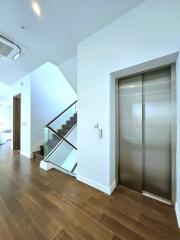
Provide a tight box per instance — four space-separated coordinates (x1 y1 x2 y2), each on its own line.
110 180 117 194
40 160 75 177
77 174 116 195
40 160 54 171
175 202 180 228
20 151 31 159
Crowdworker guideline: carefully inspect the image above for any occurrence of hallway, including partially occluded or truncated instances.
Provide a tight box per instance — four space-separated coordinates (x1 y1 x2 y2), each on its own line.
0 142 179 240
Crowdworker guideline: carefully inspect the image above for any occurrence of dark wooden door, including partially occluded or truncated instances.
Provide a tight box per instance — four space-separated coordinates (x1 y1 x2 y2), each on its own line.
13 96 21 150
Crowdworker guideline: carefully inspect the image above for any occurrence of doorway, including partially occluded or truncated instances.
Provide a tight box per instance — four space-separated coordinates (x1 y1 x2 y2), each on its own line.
118 66 176 204
13 94 21 150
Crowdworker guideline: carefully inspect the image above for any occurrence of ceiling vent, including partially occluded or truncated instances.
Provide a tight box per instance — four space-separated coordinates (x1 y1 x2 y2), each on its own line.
0 35 21 61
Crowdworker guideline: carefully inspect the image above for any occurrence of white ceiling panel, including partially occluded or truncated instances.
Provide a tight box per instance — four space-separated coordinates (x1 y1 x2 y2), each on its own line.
0 0 145 84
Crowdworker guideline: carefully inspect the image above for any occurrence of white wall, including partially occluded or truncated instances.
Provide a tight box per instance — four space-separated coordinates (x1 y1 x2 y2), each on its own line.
11 61 76 157
31 62 77 153
0 104 12 129
11 75 31 158
0 82 11 102
77 0 180 195
59 57 77 92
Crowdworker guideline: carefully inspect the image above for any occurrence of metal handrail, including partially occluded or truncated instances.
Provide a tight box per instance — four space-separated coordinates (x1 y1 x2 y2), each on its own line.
43 125 77 162
44 100 77 160
47 125 77 150
46 100 77 127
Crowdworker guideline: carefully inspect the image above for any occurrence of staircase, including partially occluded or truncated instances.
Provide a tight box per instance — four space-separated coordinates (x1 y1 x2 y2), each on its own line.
33 112 77 161
33 145 44 161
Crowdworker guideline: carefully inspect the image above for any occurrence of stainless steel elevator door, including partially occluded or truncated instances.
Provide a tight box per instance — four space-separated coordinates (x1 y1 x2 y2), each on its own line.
118 76 143 192
143 68 171 200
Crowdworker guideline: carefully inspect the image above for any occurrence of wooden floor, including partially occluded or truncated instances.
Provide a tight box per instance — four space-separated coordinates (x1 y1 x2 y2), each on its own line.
0 142 180 240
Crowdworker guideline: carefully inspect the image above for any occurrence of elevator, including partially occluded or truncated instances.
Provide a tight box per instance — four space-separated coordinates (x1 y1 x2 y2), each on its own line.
118 67 176 203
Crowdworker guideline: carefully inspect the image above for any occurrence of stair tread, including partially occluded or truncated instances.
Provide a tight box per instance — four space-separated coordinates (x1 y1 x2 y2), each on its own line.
34 151 43 156
33 151 44 161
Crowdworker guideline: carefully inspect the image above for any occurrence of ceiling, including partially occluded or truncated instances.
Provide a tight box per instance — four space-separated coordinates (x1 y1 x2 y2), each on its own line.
0 0 145 85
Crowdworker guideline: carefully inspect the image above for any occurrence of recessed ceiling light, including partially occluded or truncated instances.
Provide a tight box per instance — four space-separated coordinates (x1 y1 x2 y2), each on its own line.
32 1 41 16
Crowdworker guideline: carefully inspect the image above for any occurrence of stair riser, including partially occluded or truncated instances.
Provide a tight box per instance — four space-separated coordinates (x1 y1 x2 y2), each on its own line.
40 145 44 155
58 130 68 136
70 117 77 122
62 125 74 131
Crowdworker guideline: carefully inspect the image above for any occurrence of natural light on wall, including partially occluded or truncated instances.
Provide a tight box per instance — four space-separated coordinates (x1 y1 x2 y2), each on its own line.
0 103 12 144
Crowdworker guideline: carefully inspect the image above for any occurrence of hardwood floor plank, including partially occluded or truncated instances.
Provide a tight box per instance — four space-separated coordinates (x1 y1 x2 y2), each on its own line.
115 187 177 226
0 197 25 240
83 202 102 219
89 195 140 221
1 192 48 240
21 180 95 240
99 213 146 240
139 213 180 240
0 204 15 240
89 197 170 240
15 191 61 240
0 142 179 240
54 229 74 240
112 235 123 240
44 191 113 240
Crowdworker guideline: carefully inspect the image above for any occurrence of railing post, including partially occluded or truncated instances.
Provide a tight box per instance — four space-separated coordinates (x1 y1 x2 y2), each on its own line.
44 127 49 157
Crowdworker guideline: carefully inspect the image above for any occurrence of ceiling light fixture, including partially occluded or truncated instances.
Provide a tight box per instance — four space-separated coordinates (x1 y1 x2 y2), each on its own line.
32 1 41 16
0 34 22 61
13 52 20 60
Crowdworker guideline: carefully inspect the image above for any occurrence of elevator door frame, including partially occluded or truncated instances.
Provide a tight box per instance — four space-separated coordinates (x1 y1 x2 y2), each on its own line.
117 64 176 205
